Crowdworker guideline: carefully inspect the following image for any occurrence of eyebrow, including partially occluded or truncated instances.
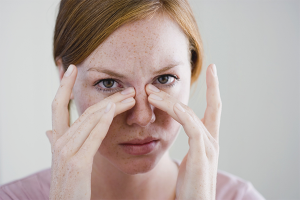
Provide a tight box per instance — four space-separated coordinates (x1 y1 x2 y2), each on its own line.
87 63 181 78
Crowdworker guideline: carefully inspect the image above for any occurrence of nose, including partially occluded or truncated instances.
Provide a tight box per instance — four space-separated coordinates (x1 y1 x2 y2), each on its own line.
126 87 155 127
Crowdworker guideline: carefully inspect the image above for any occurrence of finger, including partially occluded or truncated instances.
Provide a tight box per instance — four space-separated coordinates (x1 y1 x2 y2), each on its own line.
88 88 136 119
52 64 77 142
146 84 215 145
146 84 212 140
61 96 131 158
195 119 218 158
146 84 181 123
62 102 112 158
203 64 222 140
173 103 206 160
77 102 116 160
56 88 135 148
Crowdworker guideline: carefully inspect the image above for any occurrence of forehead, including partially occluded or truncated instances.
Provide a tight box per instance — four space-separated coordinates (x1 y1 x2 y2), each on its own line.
81 12 190 75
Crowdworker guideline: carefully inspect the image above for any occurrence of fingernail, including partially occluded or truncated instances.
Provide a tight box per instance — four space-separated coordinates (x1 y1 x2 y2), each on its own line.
64 65 74 77
149 94 163 101
121 97 134 103
121 87 134 95
148 84 160 92
175 103 185 112
212 64 217 77
105 102 112 113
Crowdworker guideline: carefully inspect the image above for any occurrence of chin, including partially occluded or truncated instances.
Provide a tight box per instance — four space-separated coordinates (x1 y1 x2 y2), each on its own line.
119 155 161 175
99 146 166 175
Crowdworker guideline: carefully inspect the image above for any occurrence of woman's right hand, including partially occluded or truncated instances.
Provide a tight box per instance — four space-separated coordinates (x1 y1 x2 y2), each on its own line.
46 64 136 200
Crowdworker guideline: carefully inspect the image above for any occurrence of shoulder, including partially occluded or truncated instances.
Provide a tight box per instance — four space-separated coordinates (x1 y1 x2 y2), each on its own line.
0 168 51 200
216 169 265 200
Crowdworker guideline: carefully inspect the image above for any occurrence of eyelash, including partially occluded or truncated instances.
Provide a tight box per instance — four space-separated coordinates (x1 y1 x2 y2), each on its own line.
93 74 180 93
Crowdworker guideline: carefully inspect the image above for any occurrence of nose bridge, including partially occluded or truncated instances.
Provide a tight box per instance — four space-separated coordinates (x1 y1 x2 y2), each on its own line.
126 86 154 127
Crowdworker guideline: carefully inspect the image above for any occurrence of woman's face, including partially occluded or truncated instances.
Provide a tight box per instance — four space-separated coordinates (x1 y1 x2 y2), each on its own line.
72 12 191 174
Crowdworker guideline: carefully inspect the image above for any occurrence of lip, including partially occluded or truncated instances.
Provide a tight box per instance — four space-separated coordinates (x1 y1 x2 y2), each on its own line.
119 137 159 155
120 137 158 145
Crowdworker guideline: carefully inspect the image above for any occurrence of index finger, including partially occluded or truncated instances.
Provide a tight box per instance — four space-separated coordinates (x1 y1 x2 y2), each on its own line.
52 64 77 142
203 64 222 140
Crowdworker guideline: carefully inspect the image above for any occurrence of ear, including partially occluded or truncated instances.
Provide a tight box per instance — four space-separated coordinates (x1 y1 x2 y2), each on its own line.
56 57 74 100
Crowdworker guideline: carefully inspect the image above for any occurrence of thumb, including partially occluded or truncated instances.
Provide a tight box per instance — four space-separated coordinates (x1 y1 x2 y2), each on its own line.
46 130 53 145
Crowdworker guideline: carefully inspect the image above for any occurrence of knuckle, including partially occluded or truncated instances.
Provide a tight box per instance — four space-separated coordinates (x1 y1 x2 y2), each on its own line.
217 100 222 109
100 116 111 125
190 128 202 141
88 111 100 123
52 142 60 153
59 148 70 161
206 147 214 157
51 99 59 112
77 112 99 129
59 81 66 88
185 105 193 113
52 142 61 156
97 120 109 130
53 136 64 149
68 156 91 171
211 137 219 146
214 141 220 152
104 100 112 107
67 157 81 171
187 112 197 124
210 141 219 156
163 91 172 99
184 113 194 124
90 129 105 142
84 106 94 115
206 143 219 158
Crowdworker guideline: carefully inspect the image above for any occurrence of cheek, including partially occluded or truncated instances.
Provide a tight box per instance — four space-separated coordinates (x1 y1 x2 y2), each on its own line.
155 84 189 140
154 109 181 141
72 81 106 115
175 78 190 105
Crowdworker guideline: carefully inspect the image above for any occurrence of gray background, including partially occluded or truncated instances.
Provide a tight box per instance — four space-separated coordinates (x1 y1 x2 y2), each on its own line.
0 0 299 199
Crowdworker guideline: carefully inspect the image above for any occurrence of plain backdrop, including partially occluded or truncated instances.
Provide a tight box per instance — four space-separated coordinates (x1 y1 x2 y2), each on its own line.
0 0 299 199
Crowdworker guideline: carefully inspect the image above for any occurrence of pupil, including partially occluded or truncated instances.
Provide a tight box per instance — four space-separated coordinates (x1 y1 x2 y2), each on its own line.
103 80 114 88
159 76 168 84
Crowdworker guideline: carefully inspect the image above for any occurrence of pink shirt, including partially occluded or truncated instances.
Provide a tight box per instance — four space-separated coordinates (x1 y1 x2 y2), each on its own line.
0 167 265 200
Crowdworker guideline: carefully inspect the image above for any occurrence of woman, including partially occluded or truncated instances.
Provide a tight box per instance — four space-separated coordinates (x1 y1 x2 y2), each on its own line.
0 0 265 199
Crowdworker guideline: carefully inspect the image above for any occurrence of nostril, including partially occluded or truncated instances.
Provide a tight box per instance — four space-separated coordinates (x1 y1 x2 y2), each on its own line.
125 93 155 127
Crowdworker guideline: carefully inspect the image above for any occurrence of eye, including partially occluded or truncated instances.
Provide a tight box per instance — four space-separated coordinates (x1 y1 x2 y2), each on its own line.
101 79 115 88
94 79 121 93
157 75 175 85
94 74 180 93
153 74 180 88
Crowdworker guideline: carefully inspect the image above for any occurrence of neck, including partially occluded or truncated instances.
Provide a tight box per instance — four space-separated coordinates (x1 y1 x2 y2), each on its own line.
91 151 178 200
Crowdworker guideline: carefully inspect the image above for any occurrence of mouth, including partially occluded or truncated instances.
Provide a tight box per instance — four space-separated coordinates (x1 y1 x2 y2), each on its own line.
119 137 159 155
120 136 158 145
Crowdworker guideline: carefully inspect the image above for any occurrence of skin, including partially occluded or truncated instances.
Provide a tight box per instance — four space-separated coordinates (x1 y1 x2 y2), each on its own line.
47 12 221 200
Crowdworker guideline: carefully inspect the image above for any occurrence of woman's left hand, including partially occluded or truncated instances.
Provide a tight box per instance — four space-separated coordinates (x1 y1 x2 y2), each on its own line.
146 63 222 200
